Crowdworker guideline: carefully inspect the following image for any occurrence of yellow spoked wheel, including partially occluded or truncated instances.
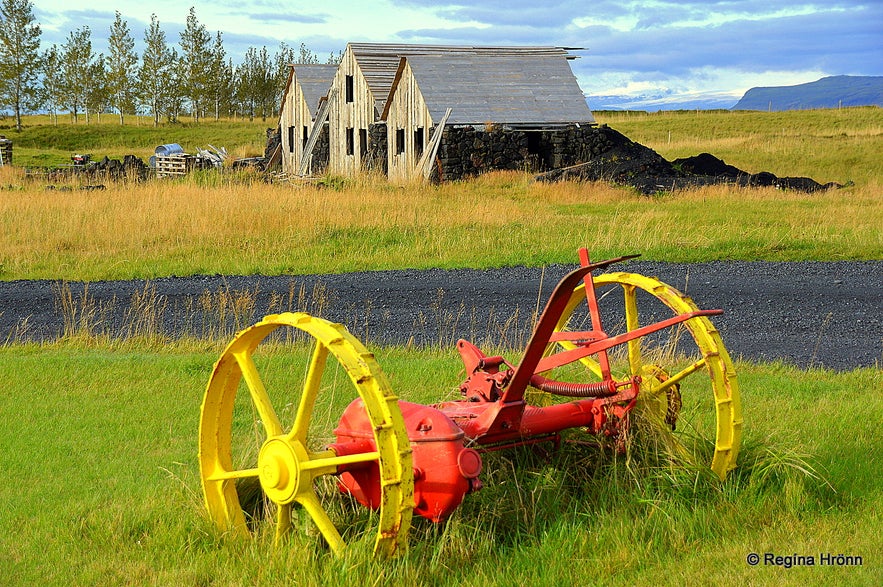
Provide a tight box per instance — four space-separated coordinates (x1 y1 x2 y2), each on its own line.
549 272 742 480
199 312 414 556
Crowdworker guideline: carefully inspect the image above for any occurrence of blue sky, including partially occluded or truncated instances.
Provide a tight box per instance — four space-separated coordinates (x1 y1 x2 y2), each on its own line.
31 0 883 109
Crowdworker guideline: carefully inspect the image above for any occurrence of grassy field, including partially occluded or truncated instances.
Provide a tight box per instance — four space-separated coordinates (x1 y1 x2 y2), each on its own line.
1 114 270 166
0 108 880 281
0 344 879 586
0 108 880 585
2 169 880 280
597 108 882 186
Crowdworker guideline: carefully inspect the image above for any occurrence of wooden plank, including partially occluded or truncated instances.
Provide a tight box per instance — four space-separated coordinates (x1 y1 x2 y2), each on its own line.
298 87 336 176
155 154 192 178
0 138 11 166
418 107 452 180
265 143 282 169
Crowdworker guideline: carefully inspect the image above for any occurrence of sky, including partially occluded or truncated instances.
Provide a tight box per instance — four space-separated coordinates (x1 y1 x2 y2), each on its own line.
29 0 883 109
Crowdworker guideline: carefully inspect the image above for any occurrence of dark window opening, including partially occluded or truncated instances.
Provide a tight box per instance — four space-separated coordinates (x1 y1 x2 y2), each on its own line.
346 127 354 156
395 128 405 155
525 131 551 171
345 75 354 103
302 126 309 149
287 126 295 153
414 127 425 159
359 128 368 158
527 132 542 154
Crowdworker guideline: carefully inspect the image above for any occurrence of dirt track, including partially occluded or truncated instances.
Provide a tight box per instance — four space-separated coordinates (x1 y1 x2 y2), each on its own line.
1 260 880 370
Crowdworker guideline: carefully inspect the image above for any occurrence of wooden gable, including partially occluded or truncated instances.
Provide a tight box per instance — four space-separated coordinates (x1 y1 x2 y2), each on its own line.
384 52 595 181
279 64 336 174
326 43 580 176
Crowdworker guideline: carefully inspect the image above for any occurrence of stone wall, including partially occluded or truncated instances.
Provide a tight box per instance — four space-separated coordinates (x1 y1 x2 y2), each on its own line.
435 124 616 182
366 122 388 174
311 125 330 174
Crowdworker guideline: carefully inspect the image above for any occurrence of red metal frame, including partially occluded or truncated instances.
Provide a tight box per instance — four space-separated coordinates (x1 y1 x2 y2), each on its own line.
336 249 724 521
433 249 719 449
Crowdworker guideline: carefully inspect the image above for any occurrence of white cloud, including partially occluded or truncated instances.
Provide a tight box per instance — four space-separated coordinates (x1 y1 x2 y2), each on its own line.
28 0 883 104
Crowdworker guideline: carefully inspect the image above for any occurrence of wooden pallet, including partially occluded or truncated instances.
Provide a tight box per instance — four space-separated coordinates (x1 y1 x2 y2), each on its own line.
0 137 12 166
155 154 196 177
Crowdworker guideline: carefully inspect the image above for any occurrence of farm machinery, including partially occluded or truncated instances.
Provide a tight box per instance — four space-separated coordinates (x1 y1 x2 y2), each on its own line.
199 249 742 556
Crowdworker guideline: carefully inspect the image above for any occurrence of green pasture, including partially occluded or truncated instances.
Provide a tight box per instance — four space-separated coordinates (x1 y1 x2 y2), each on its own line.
1 108 880 585
1 108 881 282
598 107 883 186
0 344 879 586
1 114 268 166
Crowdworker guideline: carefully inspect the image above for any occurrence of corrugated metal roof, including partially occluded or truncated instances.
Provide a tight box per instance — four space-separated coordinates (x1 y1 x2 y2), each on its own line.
292 64 338 117
348 43 579 116
388 53 595 126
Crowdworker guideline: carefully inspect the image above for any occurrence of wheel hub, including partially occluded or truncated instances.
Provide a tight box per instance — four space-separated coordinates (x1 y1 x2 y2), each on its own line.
258 437 308 504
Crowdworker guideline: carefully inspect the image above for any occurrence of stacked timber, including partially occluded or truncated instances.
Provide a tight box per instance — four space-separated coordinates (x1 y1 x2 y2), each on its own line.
0 135 11 166
155 154 195 178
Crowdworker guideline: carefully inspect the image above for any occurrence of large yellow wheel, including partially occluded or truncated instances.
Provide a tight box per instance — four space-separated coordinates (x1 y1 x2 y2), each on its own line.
199 312 414 556
549 272 742 480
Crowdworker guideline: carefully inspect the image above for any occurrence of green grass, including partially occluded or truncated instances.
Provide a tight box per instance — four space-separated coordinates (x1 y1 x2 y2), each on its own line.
0 108 880 281
1 108 880 584
1 115 270 166
0 344 879 586
595 107 883 186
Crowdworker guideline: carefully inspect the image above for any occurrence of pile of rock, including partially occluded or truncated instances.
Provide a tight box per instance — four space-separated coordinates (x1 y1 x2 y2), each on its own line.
46 155 149 182
535 126 842 194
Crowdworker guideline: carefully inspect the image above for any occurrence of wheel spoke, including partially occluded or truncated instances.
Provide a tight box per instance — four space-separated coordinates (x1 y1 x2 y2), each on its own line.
274 503 292 546
298 490 344 553
234 349 283 437
205 467 260 482
644 358 707 394
302 450 380 475
622 284 642 376
289 340 329 443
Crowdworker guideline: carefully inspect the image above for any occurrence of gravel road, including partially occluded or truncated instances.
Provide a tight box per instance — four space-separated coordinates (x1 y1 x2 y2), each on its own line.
1 260 880 370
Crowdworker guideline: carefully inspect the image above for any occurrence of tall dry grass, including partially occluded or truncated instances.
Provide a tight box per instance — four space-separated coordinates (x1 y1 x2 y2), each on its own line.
1 164 880 280
596 107 883 185
2 107 881 280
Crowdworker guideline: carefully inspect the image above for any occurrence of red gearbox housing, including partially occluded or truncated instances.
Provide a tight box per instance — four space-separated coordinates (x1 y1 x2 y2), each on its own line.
335 399 482 522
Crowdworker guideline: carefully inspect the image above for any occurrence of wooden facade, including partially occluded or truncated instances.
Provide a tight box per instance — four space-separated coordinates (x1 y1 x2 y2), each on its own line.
277 43 594 180
383 53 596 181
278 64 336 175
326 46 380 176
384 59 432 181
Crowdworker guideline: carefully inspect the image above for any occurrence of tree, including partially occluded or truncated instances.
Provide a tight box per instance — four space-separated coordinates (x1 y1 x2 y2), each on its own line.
207 31 227 120
40 44 61 125
106 11 138 125
273 42 296 113
138 14 175 126
297 42 318 65
236 46 275 122
178 6 211 122
85 53 107 123
0 0 41 130
60 26 94 123
166 48 185 122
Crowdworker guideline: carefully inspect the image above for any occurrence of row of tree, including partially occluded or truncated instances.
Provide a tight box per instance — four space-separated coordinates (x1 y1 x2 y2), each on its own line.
0 0 338 130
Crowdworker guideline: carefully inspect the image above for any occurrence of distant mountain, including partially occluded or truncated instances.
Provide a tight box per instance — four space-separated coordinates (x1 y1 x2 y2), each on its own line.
587 93 739 112
732 75 883 111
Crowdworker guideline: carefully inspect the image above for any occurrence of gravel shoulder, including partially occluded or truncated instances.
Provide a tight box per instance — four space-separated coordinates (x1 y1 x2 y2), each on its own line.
1 260 880 370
